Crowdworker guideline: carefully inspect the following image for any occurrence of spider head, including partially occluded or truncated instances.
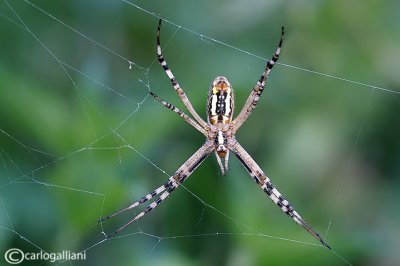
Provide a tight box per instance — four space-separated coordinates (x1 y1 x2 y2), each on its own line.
214 130 230 175
215 130 228 157
207 76 235 125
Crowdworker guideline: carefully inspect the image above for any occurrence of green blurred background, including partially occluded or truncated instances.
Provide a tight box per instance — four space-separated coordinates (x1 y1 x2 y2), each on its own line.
1 1 399 265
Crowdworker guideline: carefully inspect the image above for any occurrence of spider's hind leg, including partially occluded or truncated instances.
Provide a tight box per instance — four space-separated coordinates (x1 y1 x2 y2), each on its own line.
149 91 207 136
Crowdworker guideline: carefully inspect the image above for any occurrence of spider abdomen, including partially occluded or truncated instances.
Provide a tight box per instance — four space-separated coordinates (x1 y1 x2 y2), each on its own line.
207 76 234 125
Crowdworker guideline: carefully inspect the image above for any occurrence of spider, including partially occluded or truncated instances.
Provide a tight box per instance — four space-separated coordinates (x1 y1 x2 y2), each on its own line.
100 19 331 250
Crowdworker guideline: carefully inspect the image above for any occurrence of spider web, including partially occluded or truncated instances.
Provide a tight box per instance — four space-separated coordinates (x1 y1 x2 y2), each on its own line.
1 1 399 265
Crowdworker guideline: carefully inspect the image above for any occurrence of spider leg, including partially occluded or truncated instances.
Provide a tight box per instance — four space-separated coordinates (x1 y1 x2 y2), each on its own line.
149 91 207 136
215 152 225 175
233 27 284 131
101 141 214 238
224 150 230 173
215 150 230 175
157 19 209 130
98 178 173 222
228 141 331 250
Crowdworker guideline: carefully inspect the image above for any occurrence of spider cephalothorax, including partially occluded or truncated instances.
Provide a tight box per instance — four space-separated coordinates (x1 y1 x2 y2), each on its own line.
100 19 331 250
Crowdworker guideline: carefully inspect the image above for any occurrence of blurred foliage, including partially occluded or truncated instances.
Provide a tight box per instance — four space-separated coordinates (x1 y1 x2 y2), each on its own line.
0 0 399 265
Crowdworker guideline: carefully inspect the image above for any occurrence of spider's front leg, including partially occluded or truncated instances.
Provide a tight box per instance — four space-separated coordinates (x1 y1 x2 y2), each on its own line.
99 141 214 238
228 141 331 250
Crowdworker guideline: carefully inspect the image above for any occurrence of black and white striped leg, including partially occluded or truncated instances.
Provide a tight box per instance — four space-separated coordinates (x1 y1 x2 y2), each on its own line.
233 27 284 130
229 141 331 250
149 91 207 136
260 178 331 250
100 141 214 238
103 180 179 238
157 19 209 130
98 178 174 222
